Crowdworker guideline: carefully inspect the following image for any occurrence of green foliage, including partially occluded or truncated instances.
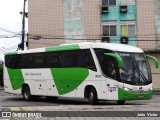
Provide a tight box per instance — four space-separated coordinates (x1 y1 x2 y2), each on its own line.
0 64 3 87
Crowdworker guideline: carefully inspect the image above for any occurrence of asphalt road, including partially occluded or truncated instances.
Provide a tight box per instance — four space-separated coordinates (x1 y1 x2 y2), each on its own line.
0 95 160 111
0 87 160 119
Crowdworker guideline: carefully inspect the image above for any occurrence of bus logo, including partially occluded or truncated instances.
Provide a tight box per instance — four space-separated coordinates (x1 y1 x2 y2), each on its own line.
2 112 11 117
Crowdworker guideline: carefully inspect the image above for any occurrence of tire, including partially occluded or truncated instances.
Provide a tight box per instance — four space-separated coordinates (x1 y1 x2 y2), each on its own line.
22 86 32 100
116 101 125 105
88 87 98 105
46 96 58 101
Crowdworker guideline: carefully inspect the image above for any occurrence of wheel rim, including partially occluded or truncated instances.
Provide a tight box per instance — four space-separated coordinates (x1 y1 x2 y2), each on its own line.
89 92 93 100
24 89 29 99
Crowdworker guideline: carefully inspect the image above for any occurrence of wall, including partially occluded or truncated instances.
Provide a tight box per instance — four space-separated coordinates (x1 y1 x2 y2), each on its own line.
155 0 160 50
136 0 156 50
28 0 64 49
28 0 101 48
147 53 160 89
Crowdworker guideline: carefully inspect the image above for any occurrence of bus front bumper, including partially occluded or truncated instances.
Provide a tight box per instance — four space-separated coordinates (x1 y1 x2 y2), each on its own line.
118 88 153 101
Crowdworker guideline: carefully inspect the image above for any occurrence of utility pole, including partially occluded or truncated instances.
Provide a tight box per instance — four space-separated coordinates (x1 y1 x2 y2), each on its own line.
21 0 27 50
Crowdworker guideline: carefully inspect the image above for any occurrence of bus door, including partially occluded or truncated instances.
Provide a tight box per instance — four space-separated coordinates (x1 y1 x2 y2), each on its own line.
104 56 119 100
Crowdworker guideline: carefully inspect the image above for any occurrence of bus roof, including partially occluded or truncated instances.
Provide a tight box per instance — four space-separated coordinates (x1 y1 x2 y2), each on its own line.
5 42 143 55
90 42 143 53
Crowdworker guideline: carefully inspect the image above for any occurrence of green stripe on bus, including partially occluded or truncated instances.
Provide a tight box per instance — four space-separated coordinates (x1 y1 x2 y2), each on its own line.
50 68 89 95
5 51 17 55
7 68 24 90
46 44 80 52
118 88 153 101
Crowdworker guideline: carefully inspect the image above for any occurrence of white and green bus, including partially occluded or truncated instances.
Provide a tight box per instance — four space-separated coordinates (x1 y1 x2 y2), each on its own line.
4 42 159 105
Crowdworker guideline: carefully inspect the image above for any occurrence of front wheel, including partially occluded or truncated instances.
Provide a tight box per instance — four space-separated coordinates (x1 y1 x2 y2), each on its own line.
88 88 98 105
22 86 32 100
116 101 125 105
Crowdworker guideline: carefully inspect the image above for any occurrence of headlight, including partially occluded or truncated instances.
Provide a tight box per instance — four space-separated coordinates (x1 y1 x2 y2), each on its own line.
150 87 153 90
124 87 129 91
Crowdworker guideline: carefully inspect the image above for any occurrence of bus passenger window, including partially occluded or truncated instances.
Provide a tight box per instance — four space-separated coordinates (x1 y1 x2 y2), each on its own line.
46 53 61 68
105 57 117 80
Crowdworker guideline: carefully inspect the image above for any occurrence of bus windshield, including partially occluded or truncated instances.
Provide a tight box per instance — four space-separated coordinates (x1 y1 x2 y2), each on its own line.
118 52 152 85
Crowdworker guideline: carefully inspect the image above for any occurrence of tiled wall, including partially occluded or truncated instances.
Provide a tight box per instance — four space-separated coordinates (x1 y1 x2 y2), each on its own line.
136 0 156 50
28 0 101 48
83 0 101 41
28 0 64 49
155 0 160 49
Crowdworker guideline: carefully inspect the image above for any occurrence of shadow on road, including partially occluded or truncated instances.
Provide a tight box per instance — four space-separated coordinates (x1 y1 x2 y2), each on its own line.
2 96 147 107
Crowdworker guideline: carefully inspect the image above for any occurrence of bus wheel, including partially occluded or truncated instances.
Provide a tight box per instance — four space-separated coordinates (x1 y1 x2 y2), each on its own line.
88 87 98 105
116 101 125 105
22 86 32 100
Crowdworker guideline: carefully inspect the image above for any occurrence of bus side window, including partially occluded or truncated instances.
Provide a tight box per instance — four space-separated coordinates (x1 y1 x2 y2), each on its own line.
76 50 85 67
76 49 97 71
30 53 44 68
18 54 30 68
7 55 20 69
85 50 96 71
105 56 118 80
60 51 73 68
46 52 61 68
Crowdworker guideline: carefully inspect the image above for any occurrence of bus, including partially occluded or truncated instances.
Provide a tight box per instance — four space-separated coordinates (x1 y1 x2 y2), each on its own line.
4 42 159 105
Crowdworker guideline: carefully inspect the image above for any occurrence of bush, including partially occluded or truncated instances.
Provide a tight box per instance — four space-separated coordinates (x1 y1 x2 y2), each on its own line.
0 64 3 87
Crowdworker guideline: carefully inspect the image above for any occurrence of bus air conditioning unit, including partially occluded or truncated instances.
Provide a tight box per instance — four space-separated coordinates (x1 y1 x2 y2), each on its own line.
102 36 110 43
120 37 128 44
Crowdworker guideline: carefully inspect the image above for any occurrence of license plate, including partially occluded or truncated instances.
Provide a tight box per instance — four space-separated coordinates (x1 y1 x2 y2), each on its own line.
138 96 144 99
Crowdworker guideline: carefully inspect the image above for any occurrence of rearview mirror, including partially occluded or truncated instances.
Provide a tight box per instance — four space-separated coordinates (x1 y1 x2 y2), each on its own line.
146 55 159 69
104 53 123 68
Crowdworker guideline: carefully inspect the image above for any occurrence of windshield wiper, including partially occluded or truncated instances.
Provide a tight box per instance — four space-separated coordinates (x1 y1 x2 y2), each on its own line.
139 69 148 82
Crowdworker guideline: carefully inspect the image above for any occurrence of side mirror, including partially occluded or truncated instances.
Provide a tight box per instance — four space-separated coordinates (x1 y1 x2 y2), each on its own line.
146 55 159 69
104 53 123 68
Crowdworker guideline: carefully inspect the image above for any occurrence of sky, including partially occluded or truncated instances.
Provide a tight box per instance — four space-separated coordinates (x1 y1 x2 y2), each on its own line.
0 0 27 60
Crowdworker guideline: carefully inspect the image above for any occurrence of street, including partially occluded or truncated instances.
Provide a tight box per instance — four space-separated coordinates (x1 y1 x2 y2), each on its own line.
0 95 159 111
0 87 160 119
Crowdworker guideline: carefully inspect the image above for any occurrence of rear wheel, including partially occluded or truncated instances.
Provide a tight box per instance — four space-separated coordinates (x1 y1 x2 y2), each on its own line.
22 86 32 100
88 88 98 105
116 101 125 105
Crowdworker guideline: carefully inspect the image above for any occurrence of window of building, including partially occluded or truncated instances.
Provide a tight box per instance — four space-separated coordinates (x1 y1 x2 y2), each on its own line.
121 23 135 37
121 0 135 6
102 0 116 6
103 25 117 36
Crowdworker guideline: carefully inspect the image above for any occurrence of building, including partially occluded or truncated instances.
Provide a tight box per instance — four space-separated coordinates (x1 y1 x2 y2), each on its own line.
28 0 160 88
